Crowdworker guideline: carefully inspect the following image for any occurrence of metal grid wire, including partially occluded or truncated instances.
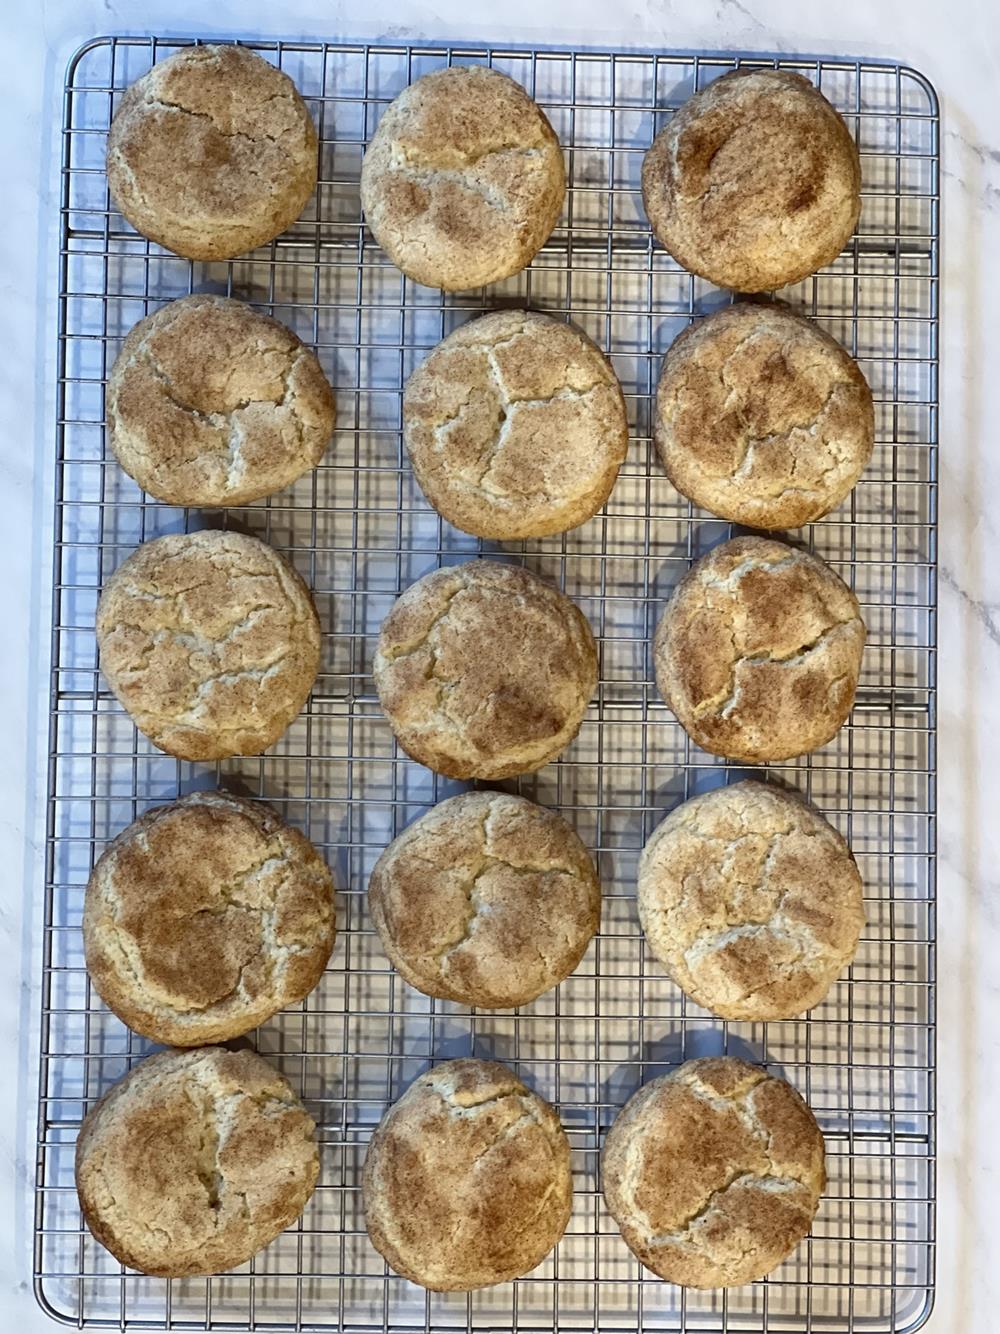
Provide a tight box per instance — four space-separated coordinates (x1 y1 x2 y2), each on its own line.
35 35 938 1334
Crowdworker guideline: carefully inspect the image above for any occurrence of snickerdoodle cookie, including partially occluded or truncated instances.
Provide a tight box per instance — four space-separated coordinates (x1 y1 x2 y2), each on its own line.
361 65 565 290
107 45 318 260
654 536 865 762
642 69 861 291
638 781 864 1019
84 791 335 1044
403 310 627 538
76 1046 319 1276
363 1058 571 1290
603 1057 825 1287
373 560 597 779
655 302 873 528
107 295 335 507
369 791 600 1007
96 529 321 760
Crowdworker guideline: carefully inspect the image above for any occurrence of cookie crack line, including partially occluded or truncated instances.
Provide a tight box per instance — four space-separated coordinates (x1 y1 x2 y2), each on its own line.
679 919 833 1001
382 159 528 216
391 141 548 172
140 91 307 151
643 1170 809 1253
464 1108 540 1167
429 856 580 965
725 415 856 504
421 328 609 501
182 652 297 701
118 643 300 723
691 550 801 595
112 551 313 625
681 1068 816 1186
377 577 468 664
95 835 315 1018
663 829 841 975
429 796 584 967
692 616 863 721
191 1088 224 1216
122 341 308 494
431 859 490 965
501 1173 564 1255
108 597 307 649
435 1080 527 1113
723 381 852 479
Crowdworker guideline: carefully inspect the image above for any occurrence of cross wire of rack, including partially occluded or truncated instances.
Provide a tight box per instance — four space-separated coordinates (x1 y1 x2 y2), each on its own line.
35 34 938 1334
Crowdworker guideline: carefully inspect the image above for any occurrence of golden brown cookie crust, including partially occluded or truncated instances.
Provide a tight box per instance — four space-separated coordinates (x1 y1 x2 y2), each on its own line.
403 310 628 538
602 1057 825 1287
107 295 335 507
96 530 321 761
373 561 597 779
642 70 861 292
107 45 318 260
75 1047 319 1276
655 302 874 529
369 791 600 1007
84 792 335 1044
362 1058 572 1290
360 65 566 290
654 536 865 762
638 782 864 1020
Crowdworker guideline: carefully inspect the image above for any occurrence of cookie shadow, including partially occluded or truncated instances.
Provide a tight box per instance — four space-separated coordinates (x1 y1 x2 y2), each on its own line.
602 1023 773 1120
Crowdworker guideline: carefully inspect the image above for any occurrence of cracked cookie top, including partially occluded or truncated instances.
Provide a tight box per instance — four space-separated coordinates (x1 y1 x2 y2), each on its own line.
373 560 598 779
106 45 318 260
369 791 600 1007
96 529 321 761
75 1046 319 1276
84 792 336 1045
638 782 863 1020
655 302 873 529
403 311 628 538
363 1058 571 1290
602 1057 825 1287
107 295 335 507
360 65 566 291
642 70 861 292
654 536 865 762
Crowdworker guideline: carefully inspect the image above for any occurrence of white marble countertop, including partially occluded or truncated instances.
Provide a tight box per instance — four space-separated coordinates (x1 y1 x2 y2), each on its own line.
1 0 997 1328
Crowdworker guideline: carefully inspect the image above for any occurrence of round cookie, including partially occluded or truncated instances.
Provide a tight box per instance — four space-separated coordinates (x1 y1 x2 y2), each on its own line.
602 1057 825 1287
75 1046 319 1276
360 65 565 291
655 302 874 529
107 44 318 260
363 1058 571 1290
96 529 321 761
403 311 628 538
369 792 600 1007
654 536 865 762
107 295 335 507
84 792 336 1045
373 560 597 779
638 782 864 1020
642 69 861 292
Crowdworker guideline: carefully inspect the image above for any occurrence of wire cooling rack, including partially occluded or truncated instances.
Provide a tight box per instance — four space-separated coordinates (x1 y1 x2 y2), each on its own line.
35 34 938 1334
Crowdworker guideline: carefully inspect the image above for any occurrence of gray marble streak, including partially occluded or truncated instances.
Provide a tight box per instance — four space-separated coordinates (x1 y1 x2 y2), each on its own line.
939 566 1000 651
944 129 1000 209
715 0 767 29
